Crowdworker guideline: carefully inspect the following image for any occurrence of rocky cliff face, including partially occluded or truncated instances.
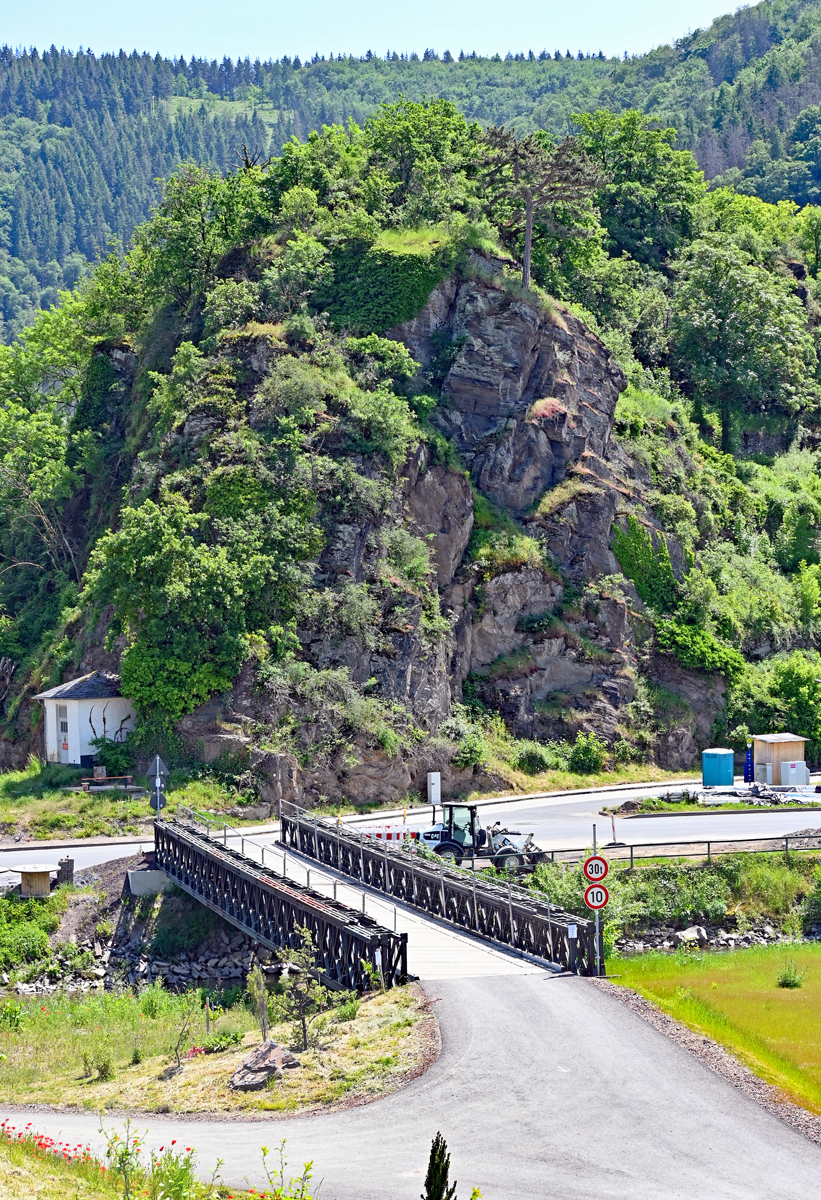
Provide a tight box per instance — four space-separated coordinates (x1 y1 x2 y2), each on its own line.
396 264 623 521
173 266 723 805
17 266 720 800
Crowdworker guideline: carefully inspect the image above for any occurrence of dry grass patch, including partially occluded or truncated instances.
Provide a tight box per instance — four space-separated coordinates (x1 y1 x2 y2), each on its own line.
533 476 602 518
0 984 436 1116
476 758 696 798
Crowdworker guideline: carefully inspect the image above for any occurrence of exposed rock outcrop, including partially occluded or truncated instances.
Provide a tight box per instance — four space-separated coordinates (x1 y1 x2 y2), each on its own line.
164 269 723 796
14 265 722 801
394 270 624 519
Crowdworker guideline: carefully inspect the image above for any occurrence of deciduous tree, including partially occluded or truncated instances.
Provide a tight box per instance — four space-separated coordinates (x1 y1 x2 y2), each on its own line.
572 109 706 268
670 237 817 451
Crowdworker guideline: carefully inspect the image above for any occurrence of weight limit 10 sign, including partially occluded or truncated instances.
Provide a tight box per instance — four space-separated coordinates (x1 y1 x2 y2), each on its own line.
584 883 609 909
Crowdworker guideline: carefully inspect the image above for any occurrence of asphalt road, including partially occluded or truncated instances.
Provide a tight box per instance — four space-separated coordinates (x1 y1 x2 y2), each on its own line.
353 781 821 853
4 777 821 878
6 971 820 1198
3 791 821 1194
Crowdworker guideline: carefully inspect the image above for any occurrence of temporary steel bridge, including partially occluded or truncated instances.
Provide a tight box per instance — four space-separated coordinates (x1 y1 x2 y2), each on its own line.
153 810 408 991
279 802 602 975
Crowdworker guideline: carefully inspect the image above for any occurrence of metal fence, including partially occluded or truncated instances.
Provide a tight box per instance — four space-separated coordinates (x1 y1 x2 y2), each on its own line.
154 810 407 991
541 830 821 866
279 801 602 976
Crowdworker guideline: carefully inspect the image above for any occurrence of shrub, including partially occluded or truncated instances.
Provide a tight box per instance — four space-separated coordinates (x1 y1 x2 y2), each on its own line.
0 923 50 971
336 996 361 1022
343 385 419 468
316 234 458 333
89 734 134 776
777 960 803 988
612 738 639 765
657 620 746 682
82 1042 115 1080
568 732 608 773
203 1029 243 1053
612 514 677 611
517 744 553 775
452 729 489 770
0 999 25 1030
469 530 545 580
515 740 571 774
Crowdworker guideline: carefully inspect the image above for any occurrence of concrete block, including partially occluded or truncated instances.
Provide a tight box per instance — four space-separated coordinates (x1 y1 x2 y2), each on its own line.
127 869 173 897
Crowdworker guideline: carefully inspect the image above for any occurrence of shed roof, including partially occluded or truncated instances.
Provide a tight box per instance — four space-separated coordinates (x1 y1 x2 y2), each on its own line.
33 671 123 701
752 733 808 744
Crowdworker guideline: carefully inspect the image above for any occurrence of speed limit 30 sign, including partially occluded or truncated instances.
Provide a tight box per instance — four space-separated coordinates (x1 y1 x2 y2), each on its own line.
583 855 608 883
584 883 609 909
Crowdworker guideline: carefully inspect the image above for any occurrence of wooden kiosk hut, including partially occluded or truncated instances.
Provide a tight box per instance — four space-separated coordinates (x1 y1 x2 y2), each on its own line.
752 733 809 785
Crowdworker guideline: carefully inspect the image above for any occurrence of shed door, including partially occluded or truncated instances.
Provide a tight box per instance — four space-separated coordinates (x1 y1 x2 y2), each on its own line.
57 705 70 763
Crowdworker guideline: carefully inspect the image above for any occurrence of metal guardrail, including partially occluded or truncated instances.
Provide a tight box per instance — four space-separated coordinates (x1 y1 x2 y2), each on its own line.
153 809 407 991
542 831 821 865
279 801 602 976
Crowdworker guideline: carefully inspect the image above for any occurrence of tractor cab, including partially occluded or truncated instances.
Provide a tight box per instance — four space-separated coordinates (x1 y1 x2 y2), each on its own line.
419 801 544 872
419 802 484 858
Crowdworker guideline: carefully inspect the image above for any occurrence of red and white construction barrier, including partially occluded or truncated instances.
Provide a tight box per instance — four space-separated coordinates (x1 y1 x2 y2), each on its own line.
358 824 419 842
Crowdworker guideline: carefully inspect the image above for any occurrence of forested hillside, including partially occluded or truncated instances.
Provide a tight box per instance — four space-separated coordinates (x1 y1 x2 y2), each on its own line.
3 97 821 801
5 0 821 341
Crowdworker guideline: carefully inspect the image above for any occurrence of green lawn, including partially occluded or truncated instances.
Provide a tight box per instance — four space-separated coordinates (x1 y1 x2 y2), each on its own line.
611 945 821 1114
0 760 273 841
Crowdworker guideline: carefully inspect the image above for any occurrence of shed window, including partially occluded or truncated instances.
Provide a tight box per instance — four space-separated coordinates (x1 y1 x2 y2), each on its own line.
57 705 68 735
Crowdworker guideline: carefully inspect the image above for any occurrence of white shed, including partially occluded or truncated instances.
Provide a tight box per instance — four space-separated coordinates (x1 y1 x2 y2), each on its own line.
33 671 136 768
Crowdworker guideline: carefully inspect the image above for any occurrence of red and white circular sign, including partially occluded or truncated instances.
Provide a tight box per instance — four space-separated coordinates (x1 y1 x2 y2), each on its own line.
584 883 609 909
583 855 609 883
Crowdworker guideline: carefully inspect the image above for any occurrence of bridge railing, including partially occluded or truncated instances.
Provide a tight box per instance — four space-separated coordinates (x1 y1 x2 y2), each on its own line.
154 808 407 991
279 801 601 975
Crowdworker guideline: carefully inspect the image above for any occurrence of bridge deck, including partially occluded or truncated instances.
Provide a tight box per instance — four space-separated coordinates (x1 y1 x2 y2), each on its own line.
278 843 544 981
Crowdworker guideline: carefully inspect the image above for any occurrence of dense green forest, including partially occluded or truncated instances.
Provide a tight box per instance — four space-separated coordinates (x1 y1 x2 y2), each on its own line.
5 0 821 341
4 92 821 778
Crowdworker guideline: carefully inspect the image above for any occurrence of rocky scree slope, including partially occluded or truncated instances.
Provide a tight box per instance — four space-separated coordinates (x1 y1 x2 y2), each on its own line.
173 265 722 807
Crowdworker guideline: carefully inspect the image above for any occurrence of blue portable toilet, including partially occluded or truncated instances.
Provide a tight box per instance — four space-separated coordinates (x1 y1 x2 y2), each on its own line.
702 748 734 786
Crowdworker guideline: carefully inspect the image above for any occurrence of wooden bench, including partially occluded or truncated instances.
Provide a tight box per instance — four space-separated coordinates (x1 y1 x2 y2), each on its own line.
80 774 133 792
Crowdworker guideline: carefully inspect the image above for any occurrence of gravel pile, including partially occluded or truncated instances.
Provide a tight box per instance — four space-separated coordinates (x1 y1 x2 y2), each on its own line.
593 979 821 1147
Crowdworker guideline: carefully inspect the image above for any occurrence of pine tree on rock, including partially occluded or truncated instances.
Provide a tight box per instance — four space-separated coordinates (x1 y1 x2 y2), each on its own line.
481 126 603 289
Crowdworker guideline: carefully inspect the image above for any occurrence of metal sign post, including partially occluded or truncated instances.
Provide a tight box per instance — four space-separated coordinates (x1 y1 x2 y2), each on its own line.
594 825 600 976
149 755 169 813
583 825 612 976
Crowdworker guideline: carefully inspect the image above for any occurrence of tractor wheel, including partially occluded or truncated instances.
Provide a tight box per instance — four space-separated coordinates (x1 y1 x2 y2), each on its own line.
435 844 461 865
494 850 522 872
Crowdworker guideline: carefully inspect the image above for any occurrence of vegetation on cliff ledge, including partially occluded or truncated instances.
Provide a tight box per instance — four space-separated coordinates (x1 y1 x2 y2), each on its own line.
2 92 821 790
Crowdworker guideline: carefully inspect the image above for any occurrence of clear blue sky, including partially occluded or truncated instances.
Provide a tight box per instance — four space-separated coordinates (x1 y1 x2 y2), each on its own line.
4 0 740 62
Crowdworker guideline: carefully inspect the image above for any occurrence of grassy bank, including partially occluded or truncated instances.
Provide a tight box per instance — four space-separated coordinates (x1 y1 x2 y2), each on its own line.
0 755 700 838
522 851 821 941
0 760 273 842
603 794 821 816
0 983 432 1115
0 1119 270 1199
0 1128 124 1200
610 945 821 1115
476 760 695 800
